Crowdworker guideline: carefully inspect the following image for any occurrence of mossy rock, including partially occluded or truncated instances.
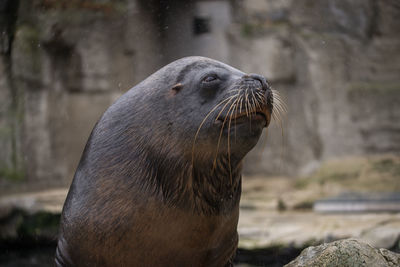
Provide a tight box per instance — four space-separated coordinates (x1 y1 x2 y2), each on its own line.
13 24 43 79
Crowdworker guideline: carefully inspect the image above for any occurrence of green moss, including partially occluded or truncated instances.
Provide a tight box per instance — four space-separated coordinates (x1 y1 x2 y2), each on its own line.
293 200 314 211
318 171 360 185
241 23 257 37
0 166 25 181
373 158 400 177
16 25 40 51
294 170 359 189
15 24 42 76
277 198 287 211
294 178 309 189
297 31 342 41
347 82 400 95
240 22 288 38
0 126 12 137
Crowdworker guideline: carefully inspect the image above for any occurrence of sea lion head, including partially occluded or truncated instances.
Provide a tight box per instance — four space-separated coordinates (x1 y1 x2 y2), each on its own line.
106 57 273 166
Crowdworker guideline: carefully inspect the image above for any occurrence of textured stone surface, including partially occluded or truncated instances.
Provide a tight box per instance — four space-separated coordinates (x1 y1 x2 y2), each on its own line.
234 0 400 175
0 0 163 192
284 239 400 267
0 58 13 174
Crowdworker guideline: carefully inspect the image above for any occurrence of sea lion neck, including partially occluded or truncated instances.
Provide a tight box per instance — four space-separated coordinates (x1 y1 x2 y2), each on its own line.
145 149 243 215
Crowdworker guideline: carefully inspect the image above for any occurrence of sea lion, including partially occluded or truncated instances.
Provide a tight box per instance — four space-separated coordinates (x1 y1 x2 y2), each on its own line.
55 56 276 267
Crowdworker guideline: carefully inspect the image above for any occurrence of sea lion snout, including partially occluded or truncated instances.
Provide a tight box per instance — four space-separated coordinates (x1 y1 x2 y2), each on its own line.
240 73 273 110
224 73 273 127
242 73 270 92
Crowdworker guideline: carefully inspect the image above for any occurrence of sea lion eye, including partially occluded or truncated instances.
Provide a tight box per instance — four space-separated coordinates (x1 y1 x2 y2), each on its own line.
202 75 218 83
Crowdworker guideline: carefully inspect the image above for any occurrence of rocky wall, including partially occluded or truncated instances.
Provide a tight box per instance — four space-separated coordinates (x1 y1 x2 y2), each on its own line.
232 0 400 175
0 0 164 193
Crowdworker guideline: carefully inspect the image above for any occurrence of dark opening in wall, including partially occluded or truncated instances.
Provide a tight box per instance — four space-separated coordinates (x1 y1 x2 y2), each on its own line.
193 16 211 35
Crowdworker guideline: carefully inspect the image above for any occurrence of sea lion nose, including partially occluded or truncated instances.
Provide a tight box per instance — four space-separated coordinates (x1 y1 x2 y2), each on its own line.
243 74 270 91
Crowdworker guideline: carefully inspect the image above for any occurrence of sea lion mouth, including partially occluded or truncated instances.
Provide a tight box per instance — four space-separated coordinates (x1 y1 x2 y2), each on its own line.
216 109 270 127
211 75 274 128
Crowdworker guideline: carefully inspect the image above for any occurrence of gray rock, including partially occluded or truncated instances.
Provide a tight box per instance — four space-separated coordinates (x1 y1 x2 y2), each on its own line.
285 238 400 267
360 222 400 249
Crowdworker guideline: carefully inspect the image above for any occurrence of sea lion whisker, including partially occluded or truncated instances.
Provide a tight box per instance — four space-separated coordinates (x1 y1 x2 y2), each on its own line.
254 91 263 106
233 96 242 142
214 94 240 122
244 88 250 117
227 100 238 187
227 88 240 94
250 90 259 113
212 97 240 170
272 90 288 112
272 109 283 125
273 96 287 112
255 91 265 104
273 102 286 124
246 85 255 118
239 96 244 115
192 96 236 164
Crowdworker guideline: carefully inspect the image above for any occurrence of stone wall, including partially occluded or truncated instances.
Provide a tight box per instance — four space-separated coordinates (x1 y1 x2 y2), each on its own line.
232 0 400 175
0 0 164 192
0 0 399 193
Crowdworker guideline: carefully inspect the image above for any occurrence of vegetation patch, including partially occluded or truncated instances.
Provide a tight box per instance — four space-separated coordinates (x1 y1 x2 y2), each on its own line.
17 210 60 239
292 200 314 211
0 166 24 182
295 155 400 193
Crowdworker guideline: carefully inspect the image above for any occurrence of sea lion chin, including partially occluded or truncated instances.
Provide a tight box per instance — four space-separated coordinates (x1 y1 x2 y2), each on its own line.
55 56 275 267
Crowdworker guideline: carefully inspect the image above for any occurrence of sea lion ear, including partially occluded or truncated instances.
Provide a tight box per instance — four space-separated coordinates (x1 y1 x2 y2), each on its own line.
170 83 183 95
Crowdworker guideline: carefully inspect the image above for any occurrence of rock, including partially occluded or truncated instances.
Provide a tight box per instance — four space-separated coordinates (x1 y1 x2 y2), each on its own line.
0 58 14 178
360 221 400 249
347 82 400 153
285 238 400 267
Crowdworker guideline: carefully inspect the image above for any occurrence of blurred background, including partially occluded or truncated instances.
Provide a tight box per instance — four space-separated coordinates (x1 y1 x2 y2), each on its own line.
0 0 399 266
